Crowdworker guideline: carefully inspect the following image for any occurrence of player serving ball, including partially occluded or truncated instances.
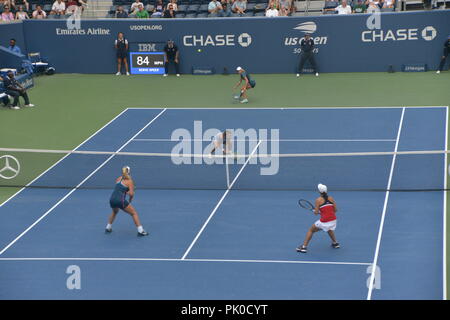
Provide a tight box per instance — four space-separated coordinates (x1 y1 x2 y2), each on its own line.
297 184 340 253
105 166 149 236
234 66 256 104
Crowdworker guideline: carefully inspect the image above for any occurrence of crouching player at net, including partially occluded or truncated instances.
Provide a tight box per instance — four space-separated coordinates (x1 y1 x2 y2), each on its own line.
105 166 149 236
297 184 340 253
210 130 233 156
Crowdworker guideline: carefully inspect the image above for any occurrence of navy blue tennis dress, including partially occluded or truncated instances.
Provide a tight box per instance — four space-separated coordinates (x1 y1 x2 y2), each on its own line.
115 38 128 59
109 178 129 209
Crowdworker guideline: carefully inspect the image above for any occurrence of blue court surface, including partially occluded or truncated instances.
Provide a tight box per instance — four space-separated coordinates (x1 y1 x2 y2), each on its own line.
0 107 447 300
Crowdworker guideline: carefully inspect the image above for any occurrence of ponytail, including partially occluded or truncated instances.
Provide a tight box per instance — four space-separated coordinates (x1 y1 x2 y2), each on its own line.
321 192 328 201
122 166 131 180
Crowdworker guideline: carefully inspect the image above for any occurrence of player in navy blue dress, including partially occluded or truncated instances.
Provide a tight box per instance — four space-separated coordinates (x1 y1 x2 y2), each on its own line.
105 166 148 236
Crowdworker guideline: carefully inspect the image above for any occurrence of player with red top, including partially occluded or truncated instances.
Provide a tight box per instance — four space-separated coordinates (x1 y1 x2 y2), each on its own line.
297 184 340 253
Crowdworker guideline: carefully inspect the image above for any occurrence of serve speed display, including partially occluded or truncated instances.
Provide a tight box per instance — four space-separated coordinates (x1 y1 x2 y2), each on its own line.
129 52 165 74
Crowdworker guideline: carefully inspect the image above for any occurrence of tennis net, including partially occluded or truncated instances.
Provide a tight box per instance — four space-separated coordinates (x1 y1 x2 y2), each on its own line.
0 147 447 192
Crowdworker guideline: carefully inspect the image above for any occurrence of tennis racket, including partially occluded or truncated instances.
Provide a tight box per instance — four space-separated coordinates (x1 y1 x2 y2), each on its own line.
298 199 314 212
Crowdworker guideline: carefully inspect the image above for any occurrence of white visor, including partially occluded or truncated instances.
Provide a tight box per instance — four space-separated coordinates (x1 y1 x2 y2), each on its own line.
236 66 242 71
318 183 327 193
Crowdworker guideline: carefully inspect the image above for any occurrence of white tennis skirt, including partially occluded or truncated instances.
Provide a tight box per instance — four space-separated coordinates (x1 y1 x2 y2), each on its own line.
314 219 337 232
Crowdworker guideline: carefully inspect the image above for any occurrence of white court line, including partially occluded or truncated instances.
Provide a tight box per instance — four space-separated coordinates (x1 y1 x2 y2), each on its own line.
0 108 132 208
443 107 448 300
132 138 397 142
0 109 167 256
181 140 262 260
367 107 406 300
0 257 371 266
126 106 448 110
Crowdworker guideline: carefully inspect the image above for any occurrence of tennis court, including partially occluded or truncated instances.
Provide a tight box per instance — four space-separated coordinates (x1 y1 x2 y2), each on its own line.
0 106 447 299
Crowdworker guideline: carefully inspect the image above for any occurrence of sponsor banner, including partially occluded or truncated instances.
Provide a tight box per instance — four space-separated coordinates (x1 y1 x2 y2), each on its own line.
192 67 215 75
402 64 427 72
3 10 447 74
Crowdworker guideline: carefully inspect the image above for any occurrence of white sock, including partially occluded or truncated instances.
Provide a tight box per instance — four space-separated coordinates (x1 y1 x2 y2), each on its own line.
106 224 112 230
137 226 144 233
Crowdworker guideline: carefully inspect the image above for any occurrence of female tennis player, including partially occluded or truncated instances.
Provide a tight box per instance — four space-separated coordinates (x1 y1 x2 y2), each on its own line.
105 166 148 236
210 130 232 155
296 184 340 253
115 32 130 76
234 66 256 104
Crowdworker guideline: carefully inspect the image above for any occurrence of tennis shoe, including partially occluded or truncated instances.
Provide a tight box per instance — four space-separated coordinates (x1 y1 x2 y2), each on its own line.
331 242 340 249
105 228 112 234
163 74 168 77
240 99 248 104
436 70 440 74
296 245 307 253
115 72 121 75
25 104 35 108
10 105 20 110
176 74 180 77
138 230 149 236
315 73 319 77
296 73 300 77
126 72 130 76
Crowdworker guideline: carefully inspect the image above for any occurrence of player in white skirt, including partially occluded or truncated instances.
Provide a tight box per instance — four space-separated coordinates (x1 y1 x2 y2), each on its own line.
210 130 232 155
297 184 340 253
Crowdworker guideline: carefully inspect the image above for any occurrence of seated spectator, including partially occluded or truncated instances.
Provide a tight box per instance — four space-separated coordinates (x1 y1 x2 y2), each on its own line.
352 0 367 12
115 5 129 18
167 0 177 11
279 0 293 16
366 0 380 12
66 0 78 13
51 0 66 15
151 0 164 17
220 0 232 17
8 38 21 54
381 0 395 8
66 0 85 15
11 0 30 12
208 0 224 16
15 5 29 19
130 0 143 15
335 0 352 13
135 4 149 18
163 2 176 17
1 6 15 21
32 5 47 19
265 2 279 17
232 0 246 16
0 0 11 6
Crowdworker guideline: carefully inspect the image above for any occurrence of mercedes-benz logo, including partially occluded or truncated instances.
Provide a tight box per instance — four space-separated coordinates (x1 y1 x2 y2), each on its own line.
0 155 21 180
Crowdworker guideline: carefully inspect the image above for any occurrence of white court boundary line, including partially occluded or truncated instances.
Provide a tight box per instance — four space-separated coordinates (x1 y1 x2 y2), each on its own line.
133 138 397 142
0 109 167 256
127 106 448 110
0 108 133 208
444 106 448 300
181 140 262 260
0 257 371 266
366 107 406 300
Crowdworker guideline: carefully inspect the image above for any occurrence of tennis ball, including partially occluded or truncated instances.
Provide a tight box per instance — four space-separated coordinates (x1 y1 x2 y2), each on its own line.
197 49 202 53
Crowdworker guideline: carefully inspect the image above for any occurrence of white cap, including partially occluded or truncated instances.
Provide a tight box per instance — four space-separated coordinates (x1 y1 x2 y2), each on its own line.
318 183 327 193
236 66 242 71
